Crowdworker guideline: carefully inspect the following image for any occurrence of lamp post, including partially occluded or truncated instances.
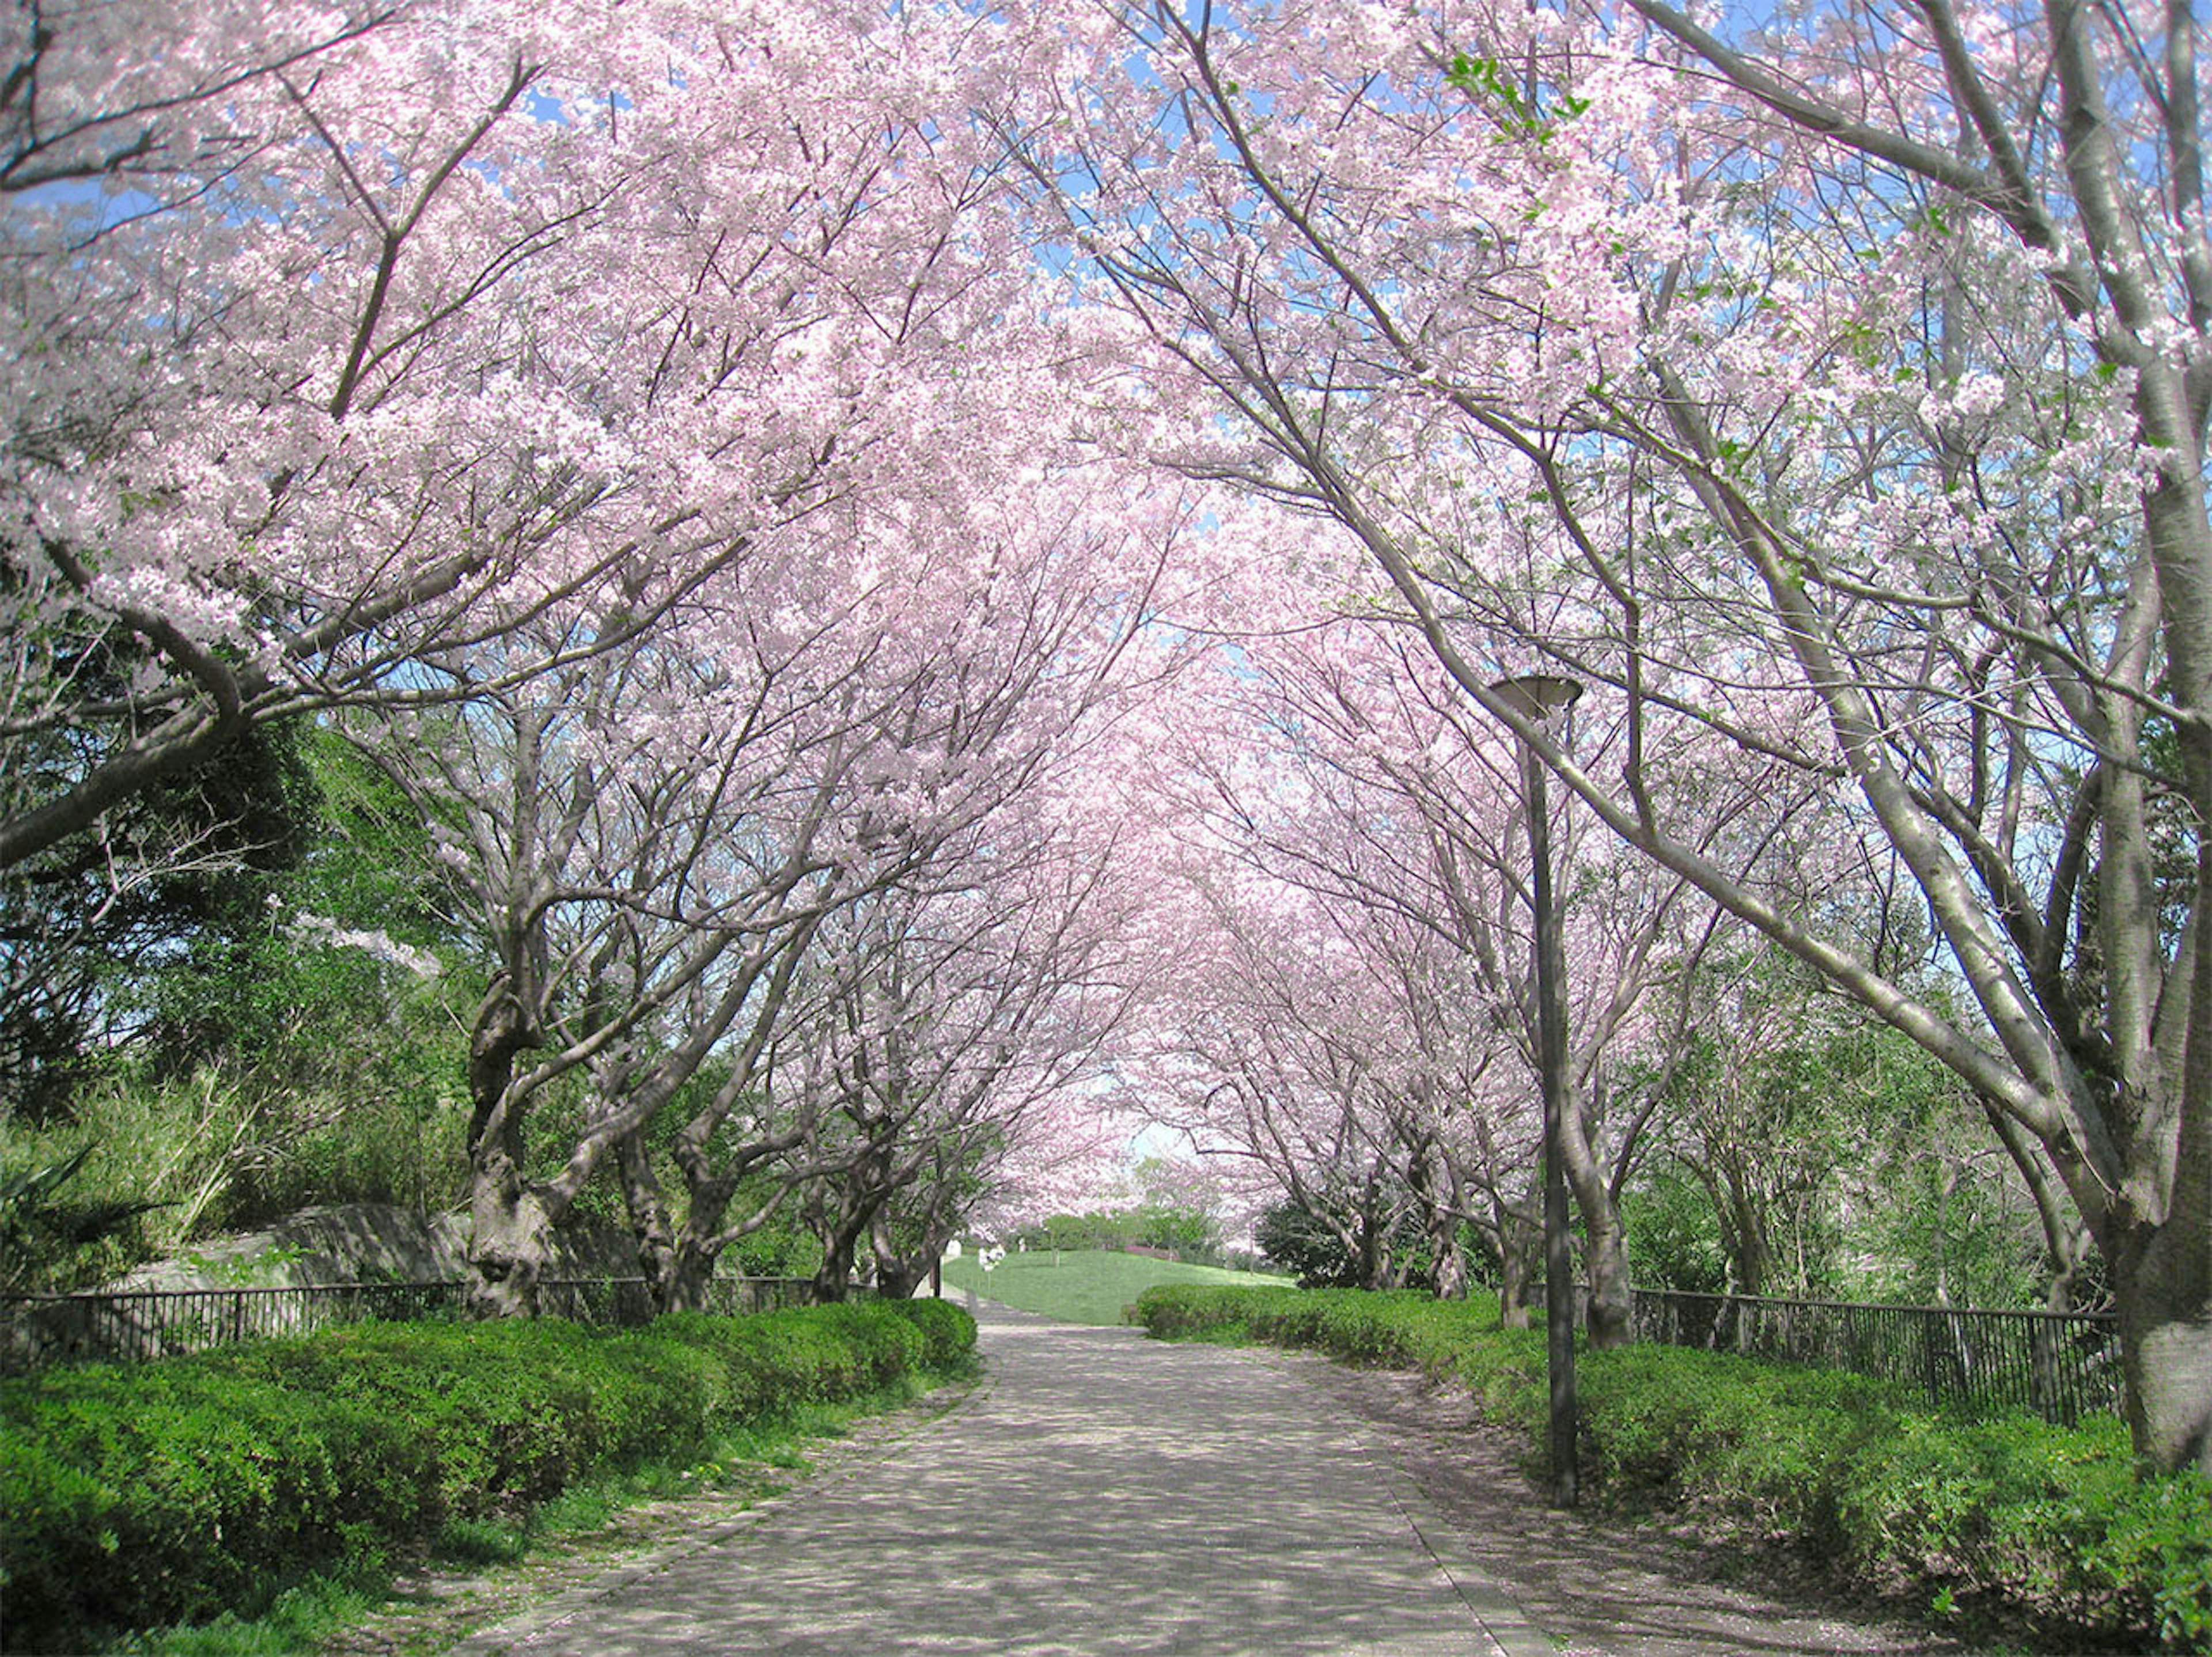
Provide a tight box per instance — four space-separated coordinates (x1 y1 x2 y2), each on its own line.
1490 672 1582 1509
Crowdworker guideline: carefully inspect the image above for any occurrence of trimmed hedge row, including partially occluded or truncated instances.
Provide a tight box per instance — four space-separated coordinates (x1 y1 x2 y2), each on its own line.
1132 1284 2212 1651
1 1298 974 1653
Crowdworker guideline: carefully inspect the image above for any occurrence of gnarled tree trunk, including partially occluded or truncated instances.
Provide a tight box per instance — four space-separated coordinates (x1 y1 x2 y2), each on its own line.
465 979 550 1318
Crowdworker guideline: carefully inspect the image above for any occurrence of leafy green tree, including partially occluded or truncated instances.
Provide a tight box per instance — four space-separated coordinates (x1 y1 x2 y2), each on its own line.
120 733 476 1227
1620 1164 1728 1296
1637 946 2076 1309
1 729 480 1265
1256 1183 1437 1291
1 699 317 1120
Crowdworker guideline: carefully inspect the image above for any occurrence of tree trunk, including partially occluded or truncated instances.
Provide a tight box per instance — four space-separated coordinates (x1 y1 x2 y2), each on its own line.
869 1211 933 1300
1498 1242 1533 1329
2113 1221 2212 1476
872 1262 914 1299
1429 1203 1467 1300
813 1222 862 1303
464 986 548 1318
1582 1206 1634 1351
1357 1208 1393 1291
661 1236 720 1314
652 1182 738 1316
1727 1181 1772 1299
614 1131 680 1311
1562 1110 1634 1348
874 1256 928 1300
467 1181 553 1319
1493 1185 1536 1328
1407 1137 1469 1300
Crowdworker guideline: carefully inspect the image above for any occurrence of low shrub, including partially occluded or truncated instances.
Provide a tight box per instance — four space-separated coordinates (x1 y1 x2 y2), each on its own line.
1132 1285 2211 1651
1825 1408 2212 1648
0 1298 975 1653
883 1295 976 1371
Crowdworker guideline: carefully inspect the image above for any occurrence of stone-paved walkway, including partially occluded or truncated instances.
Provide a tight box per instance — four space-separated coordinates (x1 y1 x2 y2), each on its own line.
449 1301 1553 1656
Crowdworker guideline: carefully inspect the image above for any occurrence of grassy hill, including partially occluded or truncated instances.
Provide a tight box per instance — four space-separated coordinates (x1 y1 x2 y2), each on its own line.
937 1248 1293 1325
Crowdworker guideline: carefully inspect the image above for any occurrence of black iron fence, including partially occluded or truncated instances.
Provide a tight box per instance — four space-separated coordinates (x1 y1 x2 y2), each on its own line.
1625 1287 2123 1424
0 1275 842 1374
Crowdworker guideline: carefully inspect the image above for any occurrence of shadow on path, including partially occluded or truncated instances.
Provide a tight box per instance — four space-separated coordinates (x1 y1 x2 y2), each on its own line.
1290 1355 1972 1657
452 1302 1539 1656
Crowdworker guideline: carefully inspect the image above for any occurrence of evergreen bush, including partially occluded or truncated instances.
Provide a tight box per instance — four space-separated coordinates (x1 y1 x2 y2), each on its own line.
0 1299 974 1652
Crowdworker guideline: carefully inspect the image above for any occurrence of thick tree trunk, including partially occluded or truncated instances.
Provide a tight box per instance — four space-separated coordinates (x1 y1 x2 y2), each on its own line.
813 1223 862 1303
869 1210 942 1302
1582 1208 1634 1351
619 1146 726 1316
870 1212 914 1299
652 1167 749 1315
658 1166 808 1314
467 1181 553 1319
2113 1221 2212 1476
873 1256 929 1300
465 985 548 1318
1357 1209 1393 1291
661 1237 720 1314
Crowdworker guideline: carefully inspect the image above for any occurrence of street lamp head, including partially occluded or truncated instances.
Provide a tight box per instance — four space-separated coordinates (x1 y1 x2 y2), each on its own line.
1487 673 1584 725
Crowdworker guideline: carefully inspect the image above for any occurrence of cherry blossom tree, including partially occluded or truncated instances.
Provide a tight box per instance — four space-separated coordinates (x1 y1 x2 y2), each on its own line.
1143 604 1771 1334
6 0 1206 1318
604 473 1194 1312
357 399 1198 1313
1012 0 2210 1473
1121 828 1452 1292
778 814 1143 1299
2 0 1028 864
349 612 862 1315
24 0 2203 1473
962 1092 1139 1241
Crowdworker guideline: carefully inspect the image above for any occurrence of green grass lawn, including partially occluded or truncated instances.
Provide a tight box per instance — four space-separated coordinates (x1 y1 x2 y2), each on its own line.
937 1248 1293 1325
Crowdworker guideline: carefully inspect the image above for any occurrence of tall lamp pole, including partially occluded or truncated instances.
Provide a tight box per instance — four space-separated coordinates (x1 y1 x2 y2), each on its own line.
1490 672 1582 1510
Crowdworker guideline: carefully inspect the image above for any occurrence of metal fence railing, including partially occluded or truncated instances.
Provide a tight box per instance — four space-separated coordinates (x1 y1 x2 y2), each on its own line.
0 1275 842 1374
1626 1287 2123 1424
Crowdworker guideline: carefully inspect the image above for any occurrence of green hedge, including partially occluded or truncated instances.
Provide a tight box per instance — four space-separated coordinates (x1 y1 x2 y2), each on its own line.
1132 1285 2211 1651
0 1298 974 1653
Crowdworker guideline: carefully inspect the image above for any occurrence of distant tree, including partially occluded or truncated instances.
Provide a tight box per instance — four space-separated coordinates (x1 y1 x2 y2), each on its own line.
1619 1165 1728 1297
1255 1188 1432 1291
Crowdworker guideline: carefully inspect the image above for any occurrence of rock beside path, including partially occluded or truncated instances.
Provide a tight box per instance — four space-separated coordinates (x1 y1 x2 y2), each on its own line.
110 1203 635 1292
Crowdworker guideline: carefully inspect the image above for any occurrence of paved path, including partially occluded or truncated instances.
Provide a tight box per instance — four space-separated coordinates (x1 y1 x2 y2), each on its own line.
450 1302 1555 1656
